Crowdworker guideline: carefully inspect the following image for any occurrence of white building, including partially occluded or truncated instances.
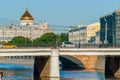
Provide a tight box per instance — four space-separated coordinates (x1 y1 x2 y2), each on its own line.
95 31 100 45
68 22 100 45
86 22 100 44
0 7 53 42
69 25 86 44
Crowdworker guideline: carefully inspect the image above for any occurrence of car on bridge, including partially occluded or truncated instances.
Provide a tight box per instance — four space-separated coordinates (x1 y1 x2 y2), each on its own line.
61 41 76 48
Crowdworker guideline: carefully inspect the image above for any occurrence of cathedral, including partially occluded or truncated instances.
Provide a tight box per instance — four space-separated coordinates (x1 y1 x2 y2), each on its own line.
20 7 34 26
0 7 53 42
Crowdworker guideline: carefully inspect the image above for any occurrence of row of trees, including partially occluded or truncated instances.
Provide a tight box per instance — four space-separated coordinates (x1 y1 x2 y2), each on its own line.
4 32 68 47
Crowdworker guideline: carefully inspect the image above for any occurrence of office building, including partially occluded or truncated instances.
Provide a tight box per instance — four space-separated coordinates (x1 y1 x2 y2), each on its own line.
100 9 120 45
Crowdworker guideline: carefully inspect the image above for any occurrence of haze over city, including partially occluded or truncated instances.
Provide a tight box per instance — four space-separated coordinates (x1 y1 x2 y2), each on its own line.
0 0 120 29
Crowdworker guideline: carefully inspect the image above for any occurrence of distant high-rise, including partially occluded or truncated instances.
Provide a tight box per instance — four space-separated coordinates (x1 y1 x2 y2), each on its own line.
100 9 120 45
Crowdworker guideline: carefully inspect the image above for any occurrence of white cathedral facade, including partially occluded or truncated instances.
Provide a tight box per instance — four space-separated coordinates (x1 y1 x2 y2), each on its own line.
0 8 53 42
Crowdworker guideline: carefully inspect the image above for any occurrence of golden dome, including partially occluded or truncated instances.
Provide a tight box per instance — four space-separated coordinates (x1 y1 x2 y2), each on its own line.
20 8 34 20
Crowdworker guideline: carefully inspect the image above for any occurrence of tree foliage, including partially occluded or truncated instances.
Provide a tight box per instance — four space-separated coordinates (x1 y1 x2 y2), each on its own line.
33 32 56 46
60 33 68 42
8 36 32 46
6 32 68 47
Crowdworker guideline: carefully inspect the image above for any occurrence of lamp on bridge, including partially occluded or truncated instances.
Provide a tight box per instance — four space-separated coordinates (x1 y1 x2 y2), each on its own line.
104 18 109 47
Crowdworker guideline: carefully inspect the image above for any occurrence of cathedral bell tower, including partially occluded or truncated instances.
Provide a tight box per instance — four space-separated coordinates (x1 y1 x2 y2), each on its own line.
20 7 34 26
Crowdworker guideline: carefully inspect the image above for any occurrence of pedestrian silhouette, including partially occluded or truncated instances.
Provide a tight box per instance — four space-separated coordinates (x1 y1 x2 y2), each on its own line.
0 72 3 80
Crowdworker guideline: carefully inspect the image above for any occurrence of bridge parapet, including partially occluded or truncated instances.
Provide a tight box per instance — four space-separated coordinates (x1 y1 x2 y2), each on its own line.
0 48 51 56
59 48 120 55
0 48 120 56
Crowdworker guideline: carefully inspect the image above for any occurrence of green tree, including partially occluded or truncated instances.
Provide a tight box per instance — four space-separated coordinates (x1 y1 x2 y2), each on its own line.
33 32 56 47
60 33 68 42
56 34 61 46
25 37 32 44
8 36 32 46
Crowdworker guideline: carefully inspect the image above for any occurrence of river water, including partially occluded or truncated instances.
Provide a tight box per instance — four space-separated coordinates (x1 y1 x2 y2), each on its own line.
0 64 119 80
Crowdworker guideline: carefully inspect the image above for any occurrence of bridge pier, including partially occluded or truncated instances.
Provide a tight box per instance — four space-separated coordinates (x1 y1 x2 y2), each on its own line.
95 56 105 70
34 56 49 80
105 56 120 77
50 49 60 78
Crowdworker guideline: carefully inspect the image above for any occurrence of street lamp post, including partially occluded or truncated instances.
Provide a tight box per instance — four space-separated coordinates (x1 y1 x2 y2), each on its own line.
78 28 80 48
2 26 5 42
104 18 108 47
30 26 32 39
53 34 57 49
41 22 44 35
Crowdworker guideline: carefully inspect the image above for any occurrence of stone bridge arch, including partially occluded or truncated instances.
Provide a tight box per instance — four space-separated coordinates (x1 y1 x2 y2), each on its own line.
60 55 105 70
60 56 85 69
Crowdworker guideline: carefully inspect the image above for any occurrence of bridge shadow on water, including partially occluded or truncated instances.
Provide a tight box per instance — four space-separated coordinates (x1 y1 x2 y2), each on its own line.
60 55 120 80
105 56 120 79
34 55 120 80
0 55 119 80
59 56 85 70
40 77 60 80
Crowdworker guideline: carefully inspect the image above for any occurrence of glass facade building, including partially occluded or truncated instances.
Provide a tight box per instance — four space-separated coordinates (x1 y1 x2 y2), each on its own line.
100 9 120 45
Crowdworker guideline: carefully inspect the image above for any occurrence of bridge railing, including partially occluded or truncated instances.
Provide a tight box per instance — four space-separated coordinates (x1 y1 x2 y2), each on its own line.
1 43 120 48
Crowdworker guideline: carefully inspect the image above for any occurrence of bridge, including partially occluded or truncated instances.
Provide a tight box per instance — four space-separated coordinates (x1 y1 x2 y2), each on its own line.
0 48 120 79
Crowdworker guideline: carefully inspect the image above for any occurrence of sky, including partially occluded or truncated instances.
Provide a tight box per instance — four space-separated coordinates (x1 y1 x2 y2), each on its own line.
0 0 120 31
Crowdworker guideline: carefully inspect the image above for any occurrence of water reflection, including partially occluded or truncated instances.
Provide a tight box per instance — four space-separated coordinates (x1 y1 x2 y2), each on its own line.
60 70 105 80
0 64 34 80
40 70 106 80
40 77 60 80
0 64 119 80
